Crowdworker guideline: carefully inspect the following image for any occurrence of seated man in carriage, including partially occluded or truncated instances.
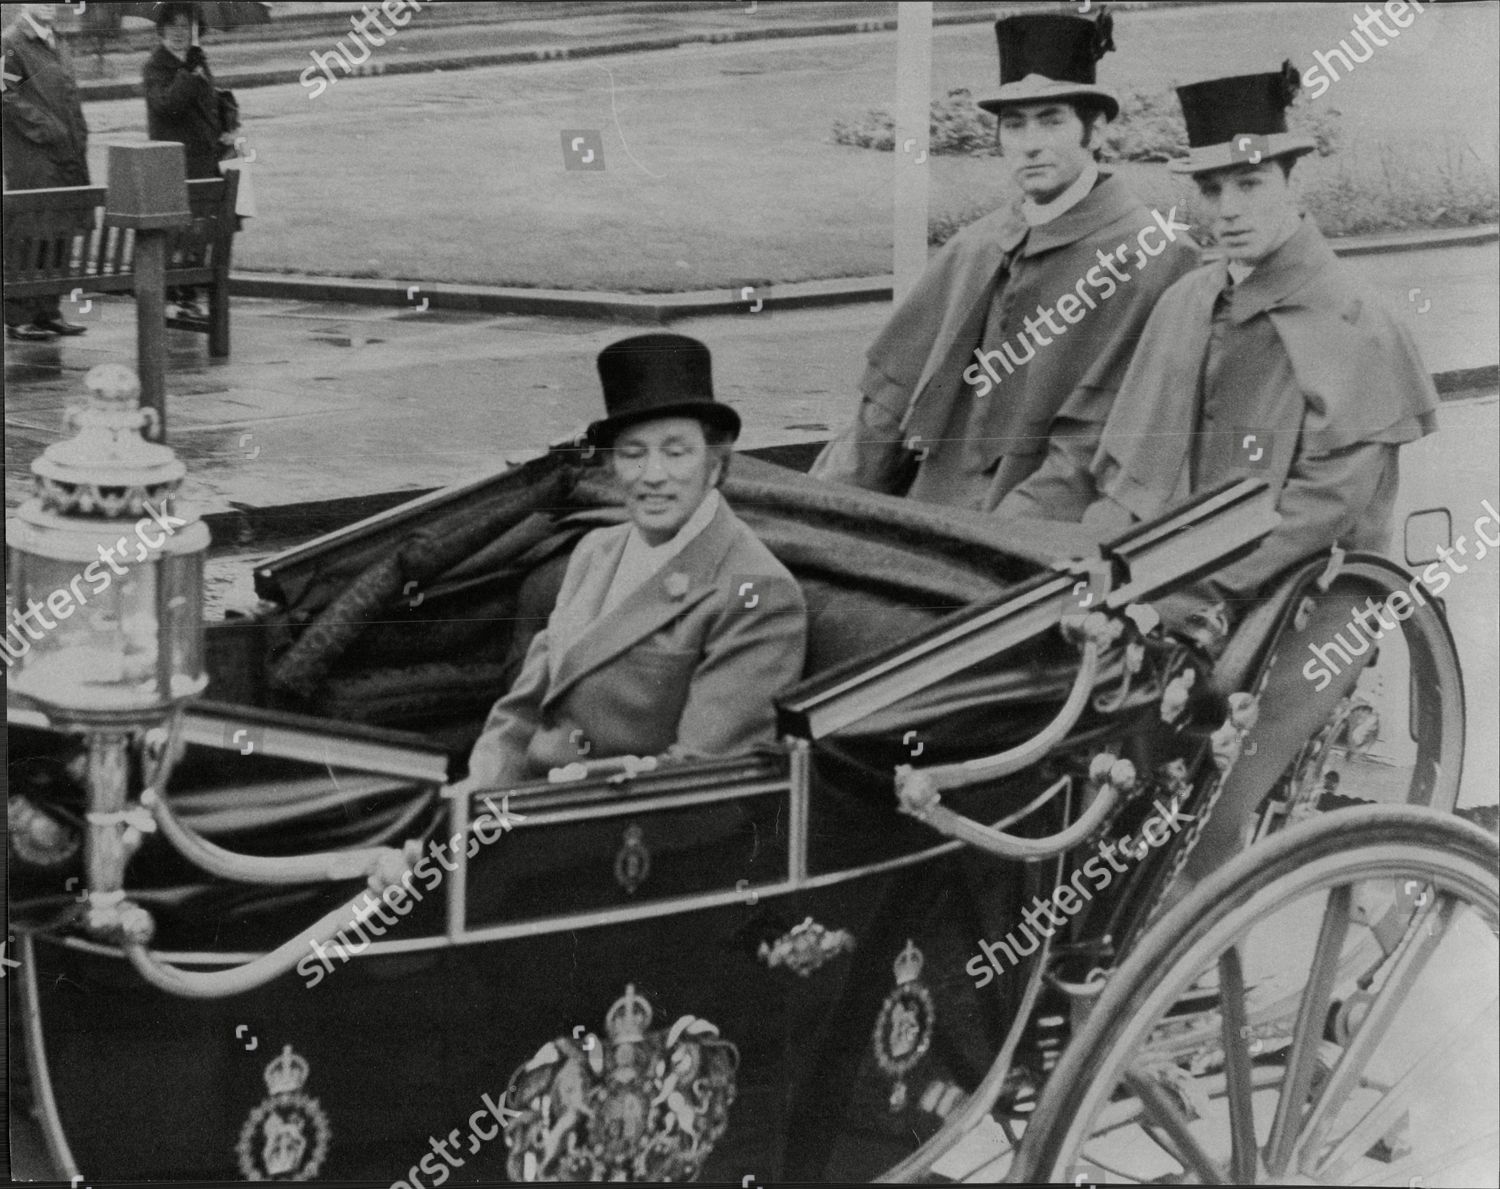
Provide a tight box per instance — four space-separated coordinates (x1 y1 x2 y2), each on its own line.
459 333 808 789
998 62 1440 885
1002 61 1437 619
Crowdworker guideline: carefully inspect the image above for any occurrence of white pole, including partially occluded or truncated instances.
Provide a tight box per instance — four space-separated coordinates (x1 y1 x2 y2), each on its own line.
893 2 933 303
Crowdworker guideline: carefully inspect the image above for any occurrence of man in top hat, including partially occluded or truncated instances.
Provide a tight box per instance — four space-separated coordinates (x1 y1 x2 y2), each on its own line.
460 334 808 789
811 8 1198 513
1005 63 1438 890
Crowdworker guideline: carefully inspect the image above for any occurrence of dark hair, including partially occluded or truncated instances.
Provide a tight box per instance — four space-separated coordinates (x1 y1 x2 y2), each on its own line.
155 2 195 32
1066 98 1110 130
1276 156 1297 180
703 424 735 487
994 99 1109 161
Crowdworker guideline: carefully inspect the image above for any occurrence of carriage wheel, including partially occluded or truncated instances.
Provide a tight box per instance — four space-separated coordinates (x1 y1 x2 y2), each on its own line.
1259 558 1466 824
1009 806 1499 1186
1121 557 1467 950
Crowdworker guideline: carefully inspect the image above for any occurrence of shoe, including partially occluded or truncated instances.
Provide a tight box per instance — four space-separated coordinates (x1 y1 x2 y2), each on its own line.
170 301 207 322
7 323 57 341
33 316 87 336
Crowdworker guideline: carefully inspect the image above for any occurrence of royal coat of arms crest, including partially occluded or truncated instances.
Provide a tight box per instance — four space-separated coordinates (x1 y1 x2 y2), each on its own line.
502 984 738 1181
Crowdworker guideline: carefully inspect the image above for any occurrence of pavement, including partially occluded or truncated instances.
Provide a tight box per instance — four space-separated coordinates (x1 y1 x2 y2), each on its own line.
67 1 1047 102
5 238 1495 529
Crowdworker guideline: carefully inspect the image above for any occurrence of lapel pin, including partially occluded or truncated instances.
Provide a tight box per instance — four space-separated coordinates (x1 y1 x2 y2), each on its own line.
665 572 690 600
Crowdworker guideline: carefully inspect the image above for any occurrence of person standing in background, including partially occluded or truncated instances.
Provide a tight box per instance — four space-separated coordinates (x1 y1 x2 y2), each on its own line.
143 1 238 321
2 3 90 341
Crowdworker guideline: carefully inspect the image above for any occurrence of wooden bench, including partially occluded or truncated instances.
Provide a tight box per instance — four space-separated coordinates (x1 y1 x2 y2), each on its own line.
2 172 239 357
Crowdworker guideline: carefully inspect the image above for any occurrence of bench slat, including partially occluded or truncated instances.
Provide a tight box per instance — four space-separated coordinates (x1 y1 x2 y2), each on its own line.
3 177 235 356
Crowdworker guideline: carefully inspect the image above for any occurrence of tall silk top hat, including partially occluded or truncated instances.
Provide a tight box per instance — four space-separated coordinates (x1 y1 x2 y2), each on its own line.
588 333 741 448
978 8 1119 121
1171 60 1318 174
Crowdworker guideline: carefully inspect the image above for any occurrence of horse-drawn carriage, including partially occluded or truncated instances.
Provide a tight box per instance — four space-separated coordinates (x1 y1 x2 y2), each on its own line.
7 435 1496 1184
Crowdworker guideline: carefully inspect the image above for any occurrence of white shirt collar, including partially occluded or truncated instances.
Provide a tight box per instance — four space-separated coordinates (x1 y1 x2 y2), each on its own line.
23 12 56 45
1226 259 1254 285
601 489 722 615
1020 160 1099 227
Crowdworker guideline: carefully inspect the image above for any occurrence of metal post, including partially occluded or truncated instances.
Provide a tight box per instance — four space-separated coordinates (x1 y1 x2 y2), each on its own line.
103 142 191 445
84 731 133 895
893 2 934 303
135 233 169 442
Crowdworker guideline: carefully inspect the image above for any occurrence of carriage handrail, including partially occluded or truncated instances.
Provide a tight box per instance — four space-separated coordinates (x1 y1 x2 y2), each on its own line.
899 772 1123 863
140 785 424 886
118 880 413 999
895 631 1103 793
892 633 1124 860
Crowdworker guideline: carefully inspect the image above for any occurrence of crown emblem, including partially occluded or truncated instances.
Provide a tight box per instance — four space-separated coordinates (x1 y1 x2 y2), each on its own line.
893 939 924 986
605 984 654 1045
264 1045 310 1096
503 986 739 1180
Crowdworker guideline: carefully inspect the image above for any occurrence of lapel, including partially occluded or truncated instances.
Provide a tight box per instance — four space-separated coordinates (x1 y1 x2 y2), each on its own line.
901 215 1025 432
1095 264 1223 517
543 498 740 710
1224 218 1334 324
546 522 630 662
901 173 1136 431
1018 172 1139 258
26 23 64 68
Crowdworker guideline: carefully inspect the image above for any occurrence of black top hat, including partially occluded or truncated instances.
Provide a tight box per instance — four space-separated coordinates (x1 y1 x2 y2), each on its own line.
978 10 1119 120
1171 61 1317 174
587 334 741 448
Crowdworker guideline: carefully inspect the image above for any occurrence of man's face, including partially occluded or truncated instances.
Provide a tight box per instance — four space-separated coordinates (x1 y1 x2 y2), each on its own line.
997 102 1099 203
610 416 722 546
161 15 193 57
23 5 58 25
1194 160 1298 262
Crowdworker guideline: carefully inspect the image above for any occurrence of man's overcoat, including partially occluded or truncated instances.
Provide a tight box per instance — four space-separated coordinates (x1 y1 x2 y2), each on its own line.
1089 217 1438 598
0 19 89 190
811 173 1198 510
466 498 807 786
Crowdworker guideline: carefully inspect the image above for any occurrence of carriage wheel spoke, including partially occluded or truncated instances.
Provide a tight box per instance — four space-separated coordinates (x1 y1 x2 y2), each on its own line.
1217 946 1260 1182
1314 990 1497 1183
1293 895 1453 1175
1264 884 1352 1175
1122 1070 1229 1184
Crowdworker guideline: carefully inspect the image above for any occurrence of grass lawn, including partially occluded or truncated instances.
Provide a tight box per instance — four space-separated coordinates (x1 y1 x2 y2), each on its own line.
82 2 1498 291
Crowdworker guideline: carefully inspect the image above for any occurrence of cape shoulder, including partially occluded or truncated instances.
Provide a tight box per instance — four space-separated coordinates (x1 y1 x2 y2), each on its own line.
1269 272 1437 445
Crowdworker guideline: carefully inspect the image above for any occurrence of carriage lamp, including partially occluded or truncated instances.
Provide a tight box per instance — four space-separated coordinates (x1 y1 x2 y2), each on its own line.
6 363 208 727
6 364 208 938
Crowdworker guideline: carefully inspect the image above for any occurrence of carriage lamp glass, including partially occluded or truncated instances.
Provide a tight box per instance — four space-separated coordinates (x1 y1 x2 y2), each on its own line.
5 364 209 726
